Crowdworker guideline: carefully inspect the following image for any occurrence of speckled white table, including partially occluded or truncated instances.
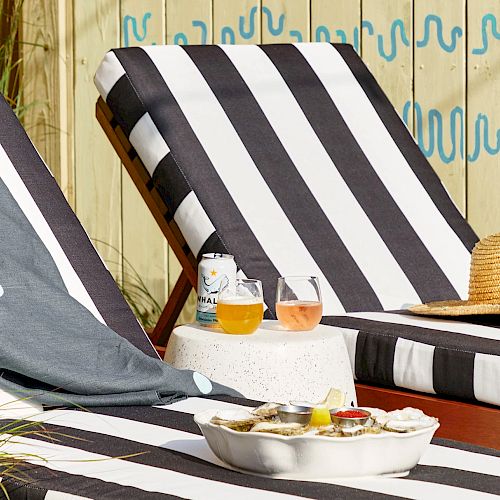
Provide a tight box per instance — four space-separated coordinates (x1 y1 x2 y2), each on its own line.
164 320 356 405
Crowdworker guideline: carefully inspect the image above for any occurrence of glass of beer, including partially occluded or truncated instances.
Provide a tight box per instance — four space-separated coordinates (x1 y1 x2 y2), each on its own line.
276 276 323 331
216 279 264 334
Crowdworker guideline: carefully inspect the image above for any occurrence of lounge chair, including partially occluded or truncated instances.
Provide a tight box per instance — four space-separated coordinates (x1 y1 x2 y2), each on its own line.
94 43 500 447
0 92 498 498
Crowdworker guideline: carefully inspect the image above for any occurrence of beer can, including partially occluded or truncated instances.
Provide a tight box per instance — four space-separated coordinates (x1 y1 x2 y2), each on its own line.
196 253 237 327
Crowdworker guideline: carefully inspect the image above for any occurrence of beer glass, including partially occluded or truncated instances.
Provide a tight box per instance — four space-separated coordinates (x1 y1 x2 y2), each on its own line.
217 279 264 334
275 276 323 331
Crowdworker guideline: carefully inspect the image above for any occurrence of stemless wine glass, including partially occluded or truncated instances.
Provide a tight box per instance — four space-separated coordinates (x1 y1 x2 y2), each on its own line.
276 276 323 331
216 279 264 334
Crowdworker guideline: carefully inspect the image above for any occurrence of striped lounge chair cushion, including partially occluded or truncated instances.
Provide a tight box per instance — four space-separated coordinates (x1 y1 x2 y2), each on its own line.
95 43 499 405
1 396 498 498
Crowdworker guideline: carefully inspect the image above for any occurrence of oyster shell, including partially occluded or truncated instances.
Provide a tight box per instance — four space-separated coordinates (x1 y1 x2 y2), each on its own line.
340 424 367 437
376 407 438 433
210 409 264 432
316 424 343 437
252 402 281 417
250 421 306 436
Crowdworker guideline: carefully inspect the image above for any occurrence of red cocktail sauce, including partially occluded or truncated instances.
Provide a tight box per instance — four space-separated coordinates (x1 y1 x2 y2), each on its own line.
334 410 367 418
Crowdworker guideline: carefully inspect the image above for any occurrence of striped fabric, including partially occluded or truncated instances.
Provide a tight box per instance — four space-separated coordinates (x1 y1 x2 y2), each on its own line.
95 43 499 406
2 397 499 499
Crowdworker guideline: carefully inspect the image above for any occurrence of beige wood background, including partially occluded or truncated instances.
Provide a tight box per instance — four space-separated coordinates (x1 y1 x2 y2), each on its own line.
20 0 500 325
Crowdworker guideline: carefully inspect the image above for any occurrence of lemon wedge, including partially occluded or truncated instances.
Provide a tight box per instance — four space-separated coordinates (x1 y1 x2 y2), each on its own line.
321 387 346 409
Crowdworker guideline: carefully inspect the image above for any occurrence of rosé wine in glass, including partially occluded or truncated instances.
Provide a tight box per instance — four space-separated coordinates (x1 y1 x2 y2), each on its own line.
276 276 323 331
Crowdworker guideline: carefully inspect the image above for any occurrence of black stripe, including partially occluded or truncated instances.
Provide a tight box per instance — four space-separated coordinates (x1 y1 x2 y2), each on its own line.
106 73 145 136
151 152 191 214
334 44 478 252
0 97 156 358
197 230 227 261
354 330 396 386
2 464 178 499
113 47 281 316
18 421 398 499
433 348 476 400
433 437 500 457
184 44 381 312
408 465 500 496
323 315 500 356
261 44 459 303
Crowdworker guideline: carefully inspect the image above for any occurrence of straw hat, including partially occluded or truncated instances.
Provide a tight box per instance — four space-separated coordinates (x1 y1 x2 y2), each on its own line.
409 233 500 316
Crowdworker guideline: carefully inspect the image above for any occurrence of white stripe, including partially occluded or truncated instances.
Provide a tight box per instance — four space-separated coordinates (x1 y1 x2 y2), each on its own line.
345 311 500 341
393 338 436 394
220 44 420 310
0 146 105 323
129 113 170 176
295 43 471 298
337 328 358 381
474 353 500 406
94 51 125 100
143 45 344 314
3 436 300 500
174 191 216 257
157 396 250 414
45 492 90 500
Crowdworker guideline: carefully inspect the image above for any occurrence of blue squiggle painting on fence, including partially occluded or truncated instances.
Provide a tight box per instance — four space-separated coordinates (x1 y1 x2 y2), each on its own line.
123 13 152 48
403 102 500 163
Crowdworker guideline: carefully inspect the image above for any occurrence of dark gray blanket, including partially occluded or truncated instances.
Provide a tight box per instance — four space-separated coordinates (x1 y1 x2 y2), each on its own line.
0 178 240 406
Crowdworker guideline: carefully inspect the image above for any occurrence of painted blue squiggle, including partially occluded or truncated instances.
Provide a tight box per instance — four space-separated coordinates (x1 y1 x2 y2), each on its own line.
468 114 500 161
404 101 500 163
239 6 258 40
472 13 500 55
289 30 303 42
361 20 374 36
378 19 410 62
353 26 360 52
123 13 152 48
192 20 208 44
221 26 235 44
262 6 285 36
416 14 462 52
173 33 188 45
315 26 348 43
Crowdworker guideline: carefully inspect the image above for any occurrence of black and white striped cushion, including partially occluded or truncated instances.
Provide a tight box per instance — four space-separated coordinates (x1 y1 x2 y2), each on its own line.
95 43 499 405
2 397 498 498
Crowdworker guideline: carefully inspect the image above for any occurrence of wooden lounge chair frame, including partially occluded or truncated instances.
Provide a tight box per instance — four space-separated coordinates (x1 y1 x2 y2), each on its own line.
96 97 499 449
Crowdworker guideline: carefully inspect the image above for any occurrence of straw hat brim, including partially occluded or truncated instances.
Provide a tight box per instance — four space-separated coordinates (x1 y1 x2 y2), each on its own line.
409 300 500 316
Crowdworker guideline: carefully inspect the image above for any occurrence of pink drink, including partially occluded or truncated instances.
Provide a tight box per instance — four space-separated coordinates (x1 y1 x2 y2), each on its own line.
275 300 323 331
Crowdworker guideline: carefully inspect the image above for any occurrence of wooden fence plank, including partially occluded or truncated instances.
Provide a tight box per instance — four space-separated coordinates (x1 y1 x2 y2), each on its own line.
361 0 413 132
311 0 361 50
166 0 212 45
466 1 500 237
214 0 261 44
262 0 310 43
414 0 466 214
21 0 74 205
120 0 169 323
74 0 122 281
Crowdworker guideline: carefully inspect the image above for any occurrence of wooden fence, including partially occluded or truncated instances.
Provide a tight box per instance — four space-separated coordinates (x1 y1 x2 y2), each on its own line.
20 0 500 323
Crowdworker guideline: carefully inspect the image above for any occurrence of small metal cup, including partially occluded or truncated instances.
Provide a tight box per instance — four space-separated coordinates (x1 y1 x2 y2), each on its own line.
330 407 371 427
277 405 313 425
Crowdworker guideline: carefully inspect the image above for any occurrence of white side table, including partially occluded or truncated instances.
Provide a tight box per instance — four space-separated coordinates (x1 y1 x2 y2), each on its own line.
164 321 356 405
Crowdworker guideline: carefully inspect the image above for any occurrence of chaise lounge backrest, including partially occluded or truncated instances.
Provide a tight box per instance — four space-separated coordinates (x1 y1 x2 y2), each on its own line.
95 43 477 317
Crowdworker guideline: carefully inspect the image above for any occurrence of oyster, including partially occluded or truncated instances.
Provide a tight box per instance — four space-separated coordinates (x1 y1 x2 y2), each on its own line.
250 421 306 436
210 409 264 432
316 424 343 437
252 402 281 418
377 407 438 433
340 424 367 437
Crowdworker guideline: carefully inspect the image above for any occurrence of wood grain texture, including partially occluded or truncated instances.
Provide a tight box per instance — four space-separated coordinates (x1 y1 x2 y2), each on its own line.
120 0 169 319
361 0 413 131
414 0 466 214
74 0 122 281
262 0 310 43
166 0 212 45
214 0 261 44
311 0 361 48
466 0 500 236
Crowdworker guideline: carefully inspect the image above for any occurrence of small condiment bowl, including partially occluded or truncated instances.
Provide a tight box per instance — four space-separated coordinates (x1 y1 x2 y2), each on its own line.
330 407 371 428
277 405 313 425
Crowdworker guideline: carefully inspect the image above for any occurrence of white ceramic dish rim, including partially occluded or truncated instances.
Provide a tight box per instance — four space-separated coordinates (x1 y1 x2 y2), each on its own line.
194 409 440 443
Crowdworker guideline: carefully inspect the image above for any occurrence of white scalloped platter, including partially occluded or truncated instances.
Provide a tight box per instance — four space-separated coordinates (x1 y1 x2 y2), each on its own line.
194 409 439 480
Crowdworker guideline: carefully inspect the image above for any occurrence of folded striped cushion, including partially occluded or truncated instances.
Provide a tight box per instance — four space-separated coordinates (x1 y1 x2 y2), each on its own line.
95 43 499 405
